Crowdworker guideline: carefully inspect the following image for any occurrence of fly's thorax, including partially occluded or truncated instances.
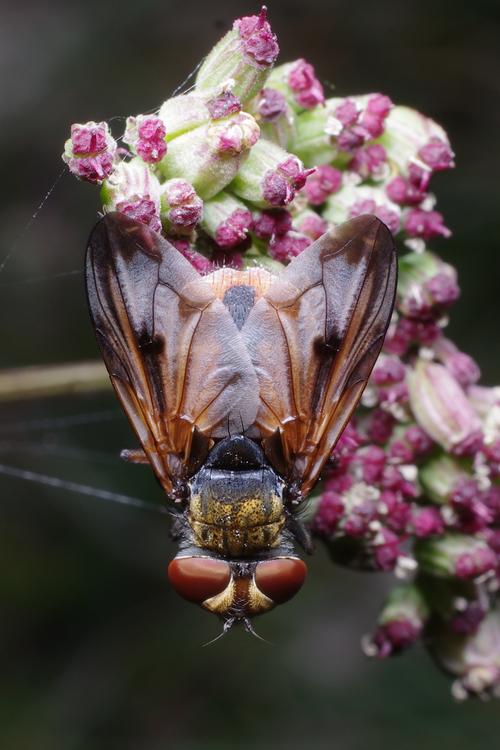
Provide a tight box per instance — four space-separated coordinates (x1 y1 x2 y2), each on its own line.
188 465 286 556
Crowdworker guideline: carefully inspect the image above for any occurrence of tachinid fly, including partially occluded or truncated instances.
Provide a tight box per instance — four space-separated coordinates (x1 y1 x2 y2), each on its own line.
85 211 396 634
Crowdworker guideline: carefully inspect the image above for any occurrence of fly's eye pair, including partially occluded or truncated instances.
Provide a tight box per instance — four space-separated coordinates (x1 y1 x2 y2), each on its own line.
168 557 231 603
255 558 307 603
168 556 307 606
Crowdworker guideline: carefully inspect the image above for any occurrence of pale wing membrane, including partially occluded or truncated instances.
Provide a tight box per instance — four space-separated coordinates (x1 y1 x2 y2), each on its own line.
86 212 259 496
242 214 397 496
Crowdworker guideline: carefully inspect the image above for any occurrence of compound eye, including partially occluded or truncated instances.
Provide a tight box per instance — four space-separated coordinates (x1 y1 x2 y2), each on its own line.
255 558 307 604
168 557 231 604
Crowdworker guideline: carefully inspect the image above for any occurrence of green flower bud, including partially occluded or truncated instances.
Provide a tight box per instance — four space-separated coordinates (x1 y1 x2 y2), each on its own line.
428 606 500 700
322 181 401 235
158 112 260 199
292 99 343 166
363 584 429 658
419 454 469 505
415 533 496 580
408 359 483 455
201 191 253 248
248 87 296 149
195 8 279 105
100 158 161 232
380 105 454 176
230 139 312 208
266 58 325 112
159 94 211 141
397 251 459 318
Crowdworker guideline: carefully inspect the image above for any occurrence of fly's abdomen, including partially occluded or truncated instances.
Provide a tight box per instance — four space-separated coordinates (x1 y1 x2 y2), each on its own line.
188 467 286 557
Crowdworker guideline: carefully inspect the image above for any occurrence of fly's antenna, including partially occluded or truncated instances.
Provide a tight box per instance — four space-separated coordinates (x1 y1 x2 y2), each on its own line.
243 618 271 644
201 617 235 647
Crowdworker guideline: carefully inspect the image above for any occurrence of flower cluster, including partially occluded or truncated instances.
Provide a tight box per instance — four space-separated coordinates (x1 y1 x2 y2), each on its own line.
63 7 500 699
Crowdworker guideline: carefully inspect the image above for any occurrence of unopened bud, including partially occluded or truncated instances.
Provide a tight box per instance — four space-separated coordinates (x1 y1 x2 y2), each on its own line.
62 121 117 184
267 58 325 111
159 112 259 199
429 607 500 700
404 208 451 240
293 210 328 240
381 105 454 177
364 584 429 658
160 178 203 235
101 158 161 232
416 533 496 580
123 115 167 163
195 7 279 104
231 139 312 207
268 230 311 262
251 87 295 148
201 192 253 248
397 251 459 318
408 359 483 455
302 164 342 205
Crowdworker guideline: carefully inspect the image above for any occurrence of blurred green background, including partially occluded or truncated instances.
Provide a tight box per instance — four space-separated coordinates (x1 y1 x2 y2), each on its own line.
1 1 500 748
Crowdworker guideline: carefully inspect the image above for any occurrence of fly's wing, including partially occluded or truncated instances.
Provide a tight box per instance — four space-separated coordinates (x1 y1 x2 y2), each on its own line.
86 212 259 497
241 214 397 498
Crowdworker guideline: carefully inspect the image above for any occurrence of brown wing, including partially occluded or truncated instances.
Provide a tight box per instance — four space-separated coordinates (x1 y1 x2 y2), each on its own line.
241 214 397 498
85 212 259 498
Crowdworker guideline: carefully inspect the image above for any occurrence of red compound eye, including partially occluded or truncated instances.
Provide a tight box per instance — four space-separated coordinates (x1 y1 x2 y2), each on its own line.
255 558 307 604
168 557 231 603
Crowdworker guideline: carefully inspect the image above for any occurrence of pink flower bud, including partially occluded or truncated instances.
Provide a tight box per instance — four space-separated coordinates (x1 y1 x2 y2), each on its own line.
124 115 167 164
269 230 311 262
350 198 400 234
232 140 313 208
116 199 162 233
455 547 497 579
350 143 388 180
373 528 401 571
412 507 445 538
302 164 342 205
365 584 428 658
214 208 253 249
160 178 203 233
383 106 452 178
208 112 260 155
335 98 360 127
173 241 213 274
294 211 328 240
101 159 161 232
404 208 451 239
62 121 117 184
416 533 496 580
236 7 280 66
371 619 422 658
366 408 396 444
195 7 278 104
314 491 345 536
430 607 500 700
287 58 325 109
418 136 455 171
408 360 483 455
253 208 292 239
337 125 367 152
433 338 480 387
372 356 406 385
257 87 288 121
404 425 434 457
206 90 242 120
360 93 393 137
451 602 486 635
